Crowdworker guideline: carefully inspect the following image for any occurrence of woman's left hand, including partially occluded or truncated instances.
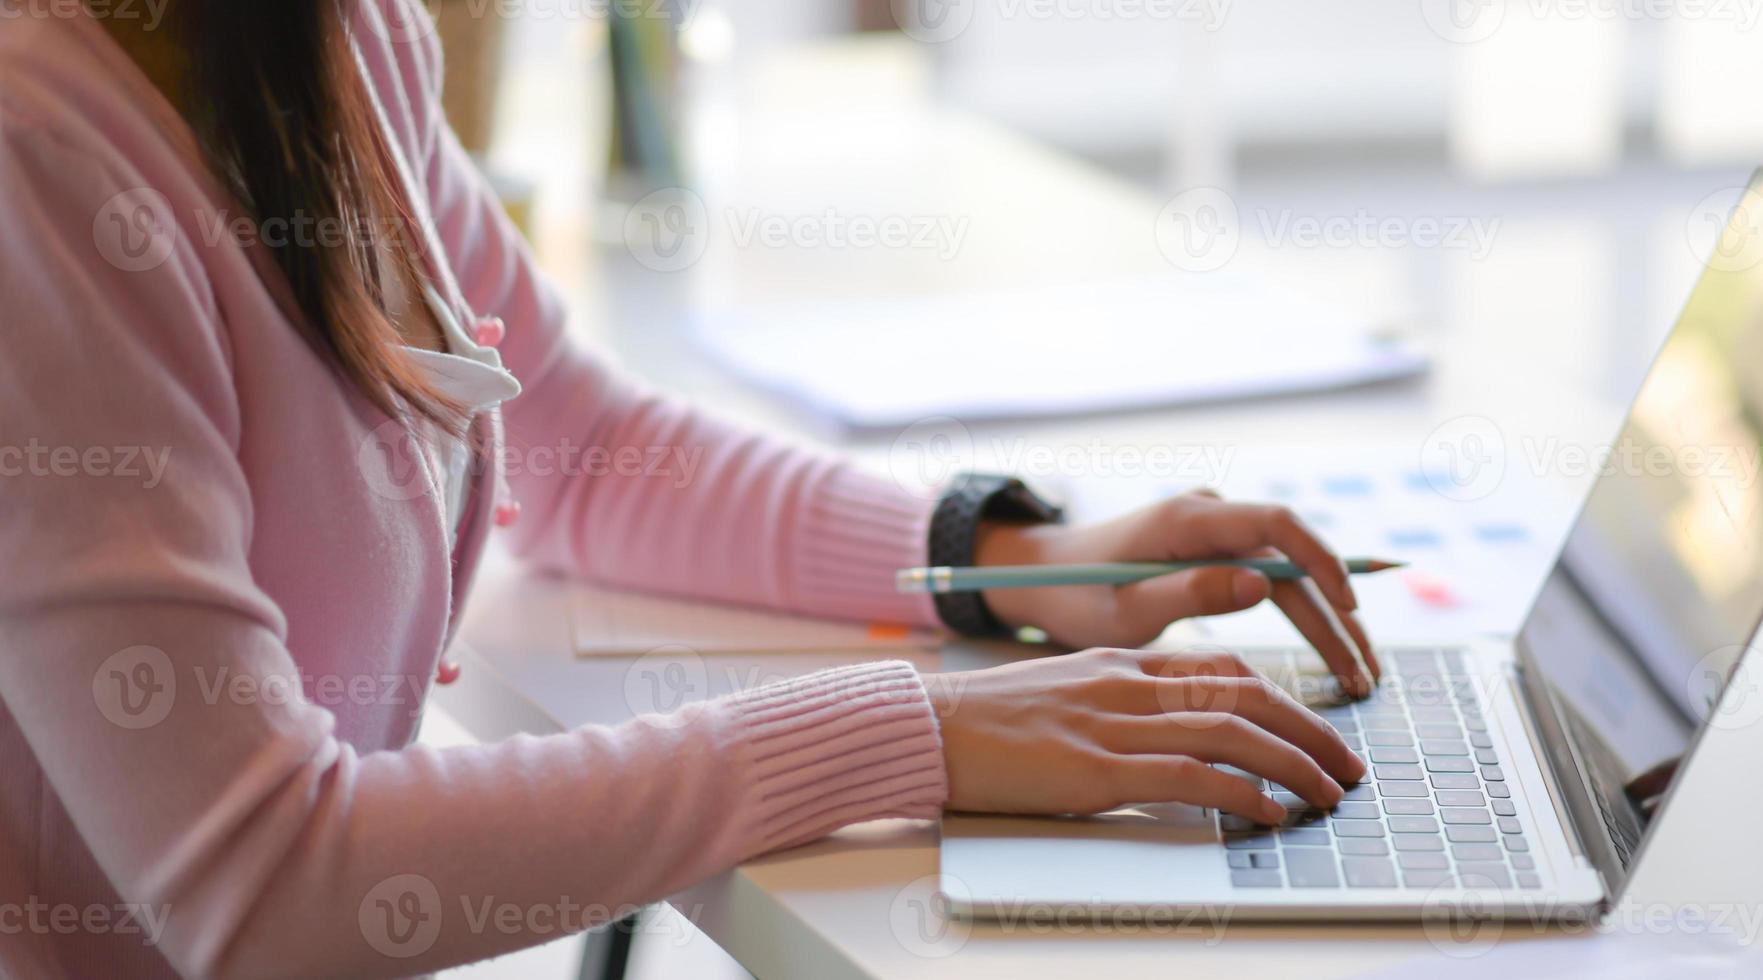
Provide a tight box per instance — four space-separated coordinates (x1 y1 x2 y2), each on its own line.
975 489 1381 697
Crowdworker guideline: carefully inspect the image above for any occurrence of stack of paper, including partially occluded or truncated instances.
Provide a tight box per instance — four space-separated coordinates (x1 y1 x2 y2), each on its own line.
693 277 1427 430
571 584 941 657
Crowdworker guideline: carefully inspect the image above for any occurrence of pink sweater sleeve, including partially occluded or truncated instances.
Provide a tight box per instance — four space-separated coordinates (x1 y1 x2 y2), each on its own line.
0 7 949 979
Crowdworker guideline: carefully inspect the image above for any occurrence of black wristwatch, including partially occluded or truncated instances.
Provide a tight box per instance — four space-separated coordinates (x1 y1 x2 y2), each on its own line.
926 474 1065 636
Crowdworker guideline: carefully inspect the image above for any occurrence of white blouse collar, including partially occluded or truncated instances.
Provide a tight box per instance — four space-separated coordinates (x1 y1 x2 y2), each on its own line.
405 284 522 416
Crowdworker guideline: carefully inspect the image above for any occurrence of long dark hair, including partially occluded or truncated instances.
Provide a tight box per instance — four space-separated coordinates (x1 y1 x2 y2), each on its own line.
180 1 465 433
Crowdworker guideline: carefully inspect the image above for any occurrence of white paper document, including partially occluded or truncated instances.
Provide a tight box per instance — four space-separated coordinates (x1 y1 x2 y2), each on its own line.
694 277 1427 429
1071 445 1580 643
570 584 942 657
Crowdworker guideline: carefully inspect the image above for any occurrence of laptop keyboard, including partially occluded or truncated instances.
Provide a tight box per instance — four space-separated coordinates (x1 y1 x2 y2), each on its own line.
1218 648 1542 890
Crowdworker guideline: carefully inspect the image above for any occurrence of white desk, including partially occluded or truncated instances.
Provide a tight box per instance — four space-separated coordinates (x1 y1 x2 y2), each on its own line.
435 550 1755 980
439 37 1757 980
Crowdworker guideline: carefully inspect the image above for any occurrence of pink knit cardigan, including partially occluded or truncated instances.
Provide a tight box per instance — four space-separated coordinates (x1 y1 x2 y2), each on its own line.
0 3 949 976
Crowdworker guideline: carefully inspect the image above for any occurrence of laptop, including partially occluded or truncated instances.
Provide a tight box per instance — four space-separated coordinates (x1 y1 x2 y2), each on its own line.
941 170 1763 924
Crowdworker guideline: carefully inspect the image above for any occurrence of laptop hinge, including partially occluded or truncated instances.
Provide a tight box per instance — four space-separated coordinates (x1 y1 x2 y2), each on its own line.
1510 657 1623 895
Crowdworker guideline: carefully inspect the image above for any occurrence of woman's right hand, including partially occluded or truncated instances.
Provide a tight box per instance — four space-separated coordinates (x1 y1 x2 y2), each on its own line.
923 647 1366 824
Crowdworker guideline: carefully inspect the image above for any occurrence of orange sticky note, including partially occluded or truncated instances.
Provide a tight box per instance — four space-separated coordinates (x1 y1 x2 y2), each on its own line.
867 623 912 642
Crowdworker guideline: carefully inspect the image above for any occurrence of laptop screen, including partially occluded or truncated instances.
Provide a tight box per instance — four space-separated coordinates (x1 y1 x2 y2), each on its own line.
1516 173 1763 866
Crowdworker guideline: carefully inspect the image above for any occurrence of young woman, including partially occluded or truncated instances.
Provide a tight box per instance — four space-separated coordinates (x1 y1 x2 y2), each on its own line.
0 2 1377 976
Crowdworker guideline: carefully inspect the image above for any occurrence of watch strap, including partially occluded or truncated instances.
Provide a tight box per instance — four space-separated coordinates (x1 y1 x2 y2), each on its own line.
926 475 1064 636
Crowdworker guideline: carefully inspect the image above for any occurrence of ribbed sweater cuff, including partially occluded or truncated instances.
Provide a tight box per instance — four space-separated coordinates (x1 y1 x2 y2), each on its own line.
724 661 949 853
791 466 941 627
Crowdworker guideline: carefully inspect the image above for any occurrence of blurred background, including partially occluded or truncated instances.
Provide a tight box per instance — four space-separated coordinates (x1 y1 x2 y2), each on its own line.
421 2 1763 976
444 0 1763 451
